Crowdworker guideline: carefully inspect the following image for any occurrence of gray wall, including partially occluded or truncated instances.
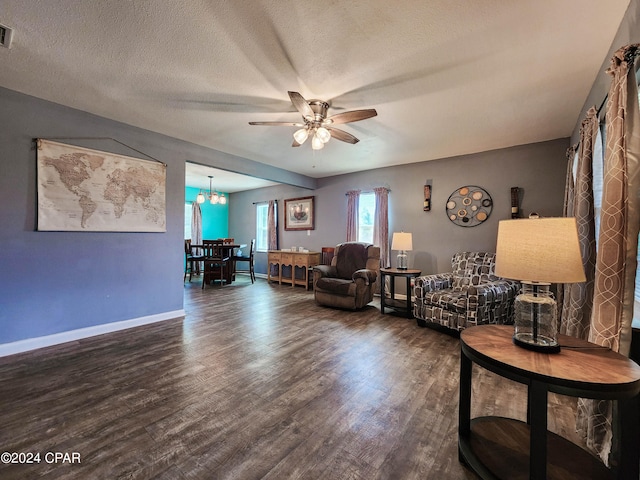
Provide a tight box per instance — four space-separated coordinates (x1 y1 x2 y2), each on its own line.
230 138 569 281
0 88 184 344
0 87 315 346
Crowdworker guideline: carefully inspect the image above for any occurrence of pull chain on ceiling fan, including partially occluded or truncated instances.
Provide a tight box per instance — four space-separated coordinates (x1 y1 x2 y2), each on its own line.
249 91 377 150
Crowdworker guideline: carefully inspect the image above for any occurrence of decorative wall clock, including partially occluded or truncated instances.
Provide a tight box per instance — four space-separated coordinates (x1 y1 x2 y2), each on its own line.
446 185 492 227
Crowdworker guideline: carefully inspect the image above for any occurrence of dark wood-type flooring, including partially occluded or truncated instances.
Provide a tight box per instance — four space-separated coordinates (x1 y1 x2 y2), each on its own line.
0 276 584 479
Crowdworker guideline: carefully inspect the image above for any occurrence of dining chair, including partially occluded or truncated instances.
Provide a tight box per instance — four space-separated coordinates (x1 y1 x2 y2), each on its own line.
220 238 235 257
221 238 237 266
231 239 256 283
202 239 230 288
321 247 335 265
184 239 204 282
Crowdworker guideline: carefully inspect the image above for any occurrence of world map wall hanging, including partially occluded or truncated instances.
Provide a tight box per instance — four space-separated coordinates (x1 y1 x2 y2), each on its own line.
446 185 492 227
36 139 166 232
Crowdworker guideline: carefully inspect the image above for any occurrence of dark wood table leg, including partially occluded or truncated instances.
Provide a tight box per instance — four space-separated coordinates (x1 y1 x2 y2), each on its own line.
380 271 387 314
459 350 472 436
529 379 548 480
458 348 472 463
405 276 412 318
618 394 640 479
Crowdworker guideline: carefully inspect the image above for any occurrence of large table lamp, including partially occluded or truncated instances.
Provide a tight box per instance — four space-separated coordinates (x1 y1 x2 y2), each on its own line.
495 217 586 353
391 232 413 270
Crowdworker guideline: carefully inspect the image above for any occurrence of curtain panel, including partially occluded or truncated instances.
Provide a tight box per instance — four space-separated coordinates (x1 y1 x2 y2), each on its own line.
590 44 640 355
191 202 203 256
563 145 578 217
560 108 598 340
268 200 278 251
577 44 640 466
373 187 390 269
345 190 360 242
557 146 577 313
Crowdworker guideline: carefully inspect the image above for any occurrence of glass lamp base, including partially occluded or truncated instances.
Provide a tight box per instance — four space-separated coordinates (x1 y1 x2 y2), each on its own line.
513 333 561 353
513 282 560 354
397 252 408 270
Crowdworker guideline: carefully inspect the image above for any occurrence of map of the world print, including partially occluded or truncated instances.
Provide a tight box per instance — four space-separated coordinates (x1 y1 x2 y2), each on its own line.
37 139 166 232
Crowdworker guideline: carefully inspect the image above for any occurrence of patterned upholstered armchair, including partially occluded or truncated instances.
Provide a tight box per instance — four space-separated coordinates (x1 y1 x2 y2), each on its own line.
313 242 380 310
413 252 520 332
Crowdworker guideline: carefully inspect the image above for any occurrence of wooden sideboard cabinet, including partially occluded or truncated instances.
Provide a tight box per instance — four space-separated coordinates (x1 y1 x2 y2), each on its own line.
268 250 321 290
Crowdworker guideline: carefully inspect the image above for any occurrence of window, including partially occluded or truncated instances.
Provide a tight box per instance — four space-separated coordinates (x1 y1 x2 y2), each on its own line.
256 203 269 252
184 203 192 240
593 126 603 247
358 192 375 243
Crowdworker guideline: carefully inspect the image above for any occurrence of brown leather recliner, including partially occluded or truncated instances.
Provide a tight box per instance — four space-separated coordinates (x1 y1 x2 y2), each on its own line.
313 242 380 310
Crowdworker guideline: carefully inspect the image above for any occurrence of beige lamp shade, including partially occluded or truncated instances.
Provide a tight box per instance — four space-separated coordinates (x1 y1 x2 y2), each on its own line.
391 232 413 251
495 217 586 284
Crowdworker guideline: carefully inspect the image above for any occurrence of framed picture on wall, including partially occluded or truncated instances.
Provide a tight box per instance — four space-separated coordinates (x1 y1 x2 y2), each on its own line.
284 196 315 230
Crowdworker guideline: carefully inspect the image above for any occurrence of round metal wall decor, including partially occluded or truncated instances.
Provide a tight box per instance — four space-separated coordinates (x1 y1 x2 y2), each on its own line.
446 185 492 227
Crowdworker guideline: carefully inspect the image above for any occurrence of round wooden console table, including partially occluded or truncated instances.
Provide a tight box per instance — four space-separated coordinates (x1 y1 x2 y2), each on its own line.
459 325 640 480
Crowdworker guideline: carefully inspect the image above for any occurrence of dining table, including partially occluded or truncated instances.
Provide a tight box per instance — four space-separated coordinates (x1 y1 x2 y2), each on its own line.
191 241 246 285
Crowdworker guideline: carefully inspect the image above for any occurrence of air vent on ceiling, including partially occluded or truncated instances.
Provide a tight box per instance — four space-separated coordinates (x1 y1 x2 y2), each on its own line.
0 24 14 49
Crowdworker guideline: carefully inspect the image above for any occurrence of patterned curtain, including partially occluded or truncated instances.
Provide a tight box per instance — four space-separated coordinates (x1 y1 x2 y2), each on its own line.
191 202 202 255
563 145 578 217
373 187 390 269
577 44 640 466
560 108 598 340
557 146 577 313
345 190 360 242
267 200 278 250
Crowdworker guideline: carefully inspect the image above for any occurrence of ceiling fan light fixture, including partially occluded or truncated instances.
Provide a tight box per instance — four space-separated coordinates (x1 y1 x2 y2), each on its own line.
219 193 227 205
311 134 325 150
316 127 331 144
196 190 205 204
293 127 309 144
210 192 219 204
249 91 376 150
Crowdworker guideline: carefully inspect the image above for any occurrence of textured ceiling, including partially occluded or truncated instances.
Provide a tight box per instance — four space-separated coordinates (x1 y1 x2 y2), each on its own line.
0 0 631 183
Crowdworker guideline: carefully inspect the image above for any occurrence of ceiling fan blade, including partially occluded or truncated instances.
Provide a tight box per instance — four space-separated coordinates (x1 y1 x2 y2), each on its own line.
288 91 315 120
325 109 377 125
292 140 301 147
327 127 360 144
248 121 304 126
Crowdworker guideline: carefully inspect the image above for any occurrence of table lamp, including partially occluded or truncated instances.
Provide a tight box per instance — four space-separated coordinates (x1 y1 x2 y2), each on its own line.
391 232 412 270
495 217 586 353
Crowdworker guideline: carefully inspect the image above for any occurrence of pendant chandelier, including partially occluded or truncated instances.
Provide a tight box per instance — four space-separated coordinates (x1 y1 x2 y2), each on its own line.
196 175 227 205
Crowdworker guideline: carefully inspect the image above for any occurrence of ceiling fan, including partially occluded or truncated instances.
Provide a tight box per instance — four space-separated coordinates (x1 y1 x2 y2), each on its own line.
249 91 377 150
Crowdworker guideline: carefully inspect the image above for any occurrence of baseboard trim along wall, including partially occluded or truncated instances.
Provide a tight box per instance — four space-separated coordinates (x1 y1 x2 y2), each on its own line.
0 309 185 358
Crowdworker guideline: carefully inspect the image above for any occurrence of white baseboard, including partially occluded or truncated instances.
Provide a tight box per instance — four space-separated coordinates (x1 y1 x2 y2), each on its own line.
0 309 185 358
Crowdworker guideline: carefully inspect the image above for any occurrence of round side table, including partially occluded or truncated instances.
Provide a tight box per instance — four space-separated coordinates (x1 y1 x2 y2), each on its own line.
458 325 640 480
379 268 421 318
